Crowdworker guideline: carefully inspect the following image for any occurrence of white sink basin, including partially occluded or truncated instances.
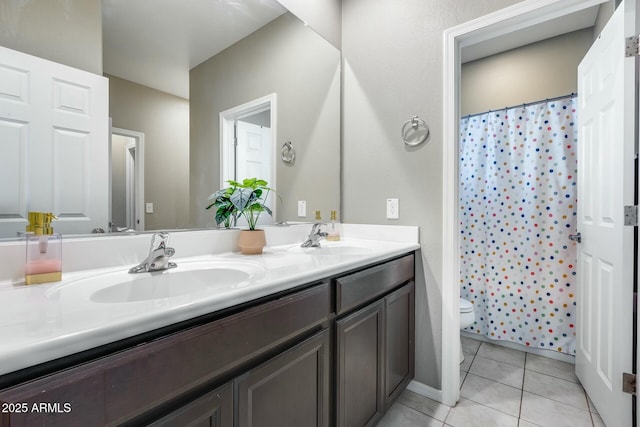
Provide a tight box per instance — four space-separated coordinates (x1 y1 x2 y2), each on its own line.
91 268 251 303
47 260 265 304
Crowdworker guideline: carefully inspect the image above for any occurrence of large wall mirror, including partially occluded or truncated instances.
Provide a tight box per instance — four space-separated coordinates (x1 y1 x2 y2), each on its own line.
0 0 341 239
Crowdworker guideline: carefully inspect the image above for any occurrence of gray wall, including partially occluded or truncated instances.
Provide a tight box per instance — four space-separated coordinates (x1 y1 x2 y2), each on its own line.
190 12 340 227
342 0 523 390
243 111 271 128
0 0 102 74
461 29 593 116
108 75 190 231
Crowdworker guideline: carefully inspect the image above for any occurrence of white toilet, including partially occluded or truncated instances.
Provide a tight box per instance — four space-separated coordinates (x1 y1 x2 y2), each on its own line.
459 298 475 363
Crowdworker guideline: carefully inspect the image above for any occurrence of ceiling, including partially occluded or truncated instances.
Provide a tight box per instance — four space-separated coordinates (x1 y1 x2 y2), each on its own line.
461 4 601 63
102 0 287 99
103 2 601 98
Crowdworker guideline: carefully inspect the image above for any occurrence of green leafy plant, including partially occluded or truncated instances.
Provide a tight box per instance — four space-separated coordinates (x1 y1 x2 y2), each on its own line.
206 185 237 228
206 178 272 230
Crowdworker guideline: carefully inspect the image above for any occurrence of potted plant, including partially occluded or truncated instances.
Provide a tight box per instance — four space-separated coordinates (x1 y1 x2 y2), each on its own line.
207 178 273 254
206 186 238 229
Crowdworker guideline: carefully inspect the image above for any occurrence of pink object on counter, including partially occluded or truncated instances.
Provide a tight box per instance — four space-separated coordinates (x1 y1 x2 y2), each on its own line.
25 259 62 275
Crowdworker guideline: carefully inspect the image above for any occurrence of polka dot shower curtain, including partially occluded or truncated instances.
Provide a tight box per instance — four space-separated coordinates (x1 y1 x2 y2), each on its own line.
459 96 578 355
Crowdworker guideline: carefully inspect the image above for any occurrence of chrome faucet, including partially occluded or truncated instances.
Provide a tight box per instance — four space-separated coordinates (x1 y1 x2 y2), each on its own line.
129 232 177 273
301 223 328 248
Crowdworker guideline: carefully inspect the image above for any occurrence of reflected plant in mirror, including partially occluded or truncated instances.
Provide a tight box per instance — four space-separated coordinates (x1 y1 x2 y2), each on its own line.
229 178 273 231
206 187 237 229
207 179 273 231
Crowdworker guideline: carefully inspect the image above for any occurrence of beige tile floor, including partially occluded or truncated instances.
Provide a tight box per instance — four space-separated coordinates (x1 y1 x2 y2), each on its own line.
378 337 606 427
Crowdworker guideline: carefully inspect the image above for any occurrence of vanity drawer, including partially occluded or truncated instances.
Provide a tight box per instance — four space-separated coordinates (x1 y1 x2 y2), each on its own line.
0 282 331 426
335 254 414 315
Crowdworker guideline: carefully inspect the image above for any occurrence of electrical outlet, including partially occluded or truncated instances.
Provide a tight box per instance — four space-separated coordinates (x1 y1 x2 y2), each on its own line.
146 202 154 214
386 198 399 219
298 200 307 217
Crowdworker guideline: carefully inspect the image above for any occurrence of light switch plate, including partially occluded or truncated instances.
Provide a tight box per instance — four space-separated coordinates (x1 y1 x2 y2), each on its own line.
298 200 307 217
146 202 154 214
386 198 399 219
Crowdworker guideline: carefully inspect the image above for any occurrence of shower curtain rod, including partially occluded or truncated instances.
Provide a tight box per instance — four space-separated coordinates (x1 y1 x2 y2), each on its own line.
462 92 577 119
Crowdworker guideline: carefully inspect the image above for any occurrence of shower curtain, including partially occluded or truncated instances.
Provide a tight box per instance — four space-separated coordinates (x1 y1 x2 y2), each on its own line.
459 97 578 355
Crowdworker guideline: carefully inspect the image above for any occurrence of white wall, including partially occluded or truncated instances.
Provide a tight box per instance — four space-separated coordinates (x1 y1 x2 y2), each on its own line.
342 0 523 390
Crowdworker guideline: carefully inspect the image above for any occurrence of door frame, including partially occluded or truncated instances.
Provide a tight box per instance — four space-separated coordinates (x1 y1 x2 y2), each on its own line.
441 0 610 406
219 93 277 221
110 127 145 231
125 141 136 230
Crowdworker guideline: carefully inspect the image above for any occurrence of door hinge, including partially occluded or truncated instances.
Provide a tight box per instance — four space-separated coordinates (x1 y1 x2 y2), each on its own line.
623 372 636 395
624 205 639 226
626 35 640 57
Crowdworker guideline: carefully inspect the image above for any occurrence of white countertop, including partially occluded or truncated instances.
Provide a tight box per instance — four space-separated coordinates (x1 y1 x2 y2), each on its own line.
0 234 419 377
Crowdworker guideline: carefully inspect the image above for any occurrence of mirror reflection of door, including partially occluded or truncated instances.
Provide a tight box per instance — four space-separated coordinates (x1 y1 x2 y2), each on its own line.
221 94 276 226
110 128 145 232
236 117 271 180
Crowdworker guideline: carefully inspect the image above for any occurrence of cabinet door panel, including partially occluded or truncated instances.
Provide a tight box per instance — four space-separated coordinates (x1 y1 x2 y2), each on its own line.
150 382 232 427
385 282 415 406
336 301 385 427
236 329 330 427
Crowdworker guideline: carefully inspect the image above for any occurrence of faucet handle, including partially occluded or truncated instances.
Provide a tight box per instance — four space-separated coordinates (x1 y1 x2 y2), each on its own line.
150 232 170 251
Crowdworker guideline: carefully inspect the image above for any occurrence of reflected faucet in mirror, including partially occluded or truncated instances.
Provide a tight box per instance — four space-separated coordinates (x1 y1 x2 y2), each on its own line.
301 223 328 248
129 232 177 273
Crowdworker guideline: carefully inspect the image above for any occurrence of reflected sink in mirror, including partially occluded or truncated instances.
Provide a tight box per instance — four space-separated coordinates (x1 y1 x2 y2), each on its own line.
46 260 265 304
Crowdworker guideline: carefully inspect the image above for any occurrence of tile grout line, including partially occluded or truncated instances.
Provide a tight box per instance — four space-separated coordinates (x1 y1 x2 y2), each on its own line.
459 338 593 427
395 401 448 426
463 342 525 423
518 352 527 426
518 386 596 414
584 387 596 427
448 339 478 427
524 367 580 384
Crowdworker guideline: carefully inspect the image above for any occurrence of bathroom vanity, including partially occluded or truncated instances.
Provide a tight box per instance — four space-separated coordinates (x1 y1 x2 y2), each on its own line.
0 226 418 427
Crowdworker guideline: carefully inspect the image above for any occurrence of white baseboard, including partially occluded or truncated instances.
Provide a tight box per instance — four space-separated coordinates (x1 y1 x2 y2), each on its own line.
460 331 576 364
406 380 449 405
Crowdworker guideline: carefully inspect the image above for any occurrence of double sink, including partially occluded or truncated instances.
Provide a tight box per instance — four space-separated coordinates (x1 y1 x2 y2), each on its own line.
0 226 420 378
45 241 372 304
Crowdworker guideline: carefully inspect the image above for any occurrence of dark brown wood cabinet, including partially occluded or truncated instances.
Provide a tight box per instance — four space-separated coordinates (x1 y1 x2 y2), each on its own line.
336 300 385 427
384 283 415 406
236 329 330 427
150 382 233 427
0 252 416 427
0 283 331 426
335 254 415 427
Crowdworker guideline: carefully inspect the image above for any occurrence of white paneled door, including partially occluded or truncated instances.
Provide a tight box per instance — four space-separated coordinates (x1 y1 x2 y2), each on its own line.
236 120 272 184
0 46 109 236
235 120 273 227
575 2 637 427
